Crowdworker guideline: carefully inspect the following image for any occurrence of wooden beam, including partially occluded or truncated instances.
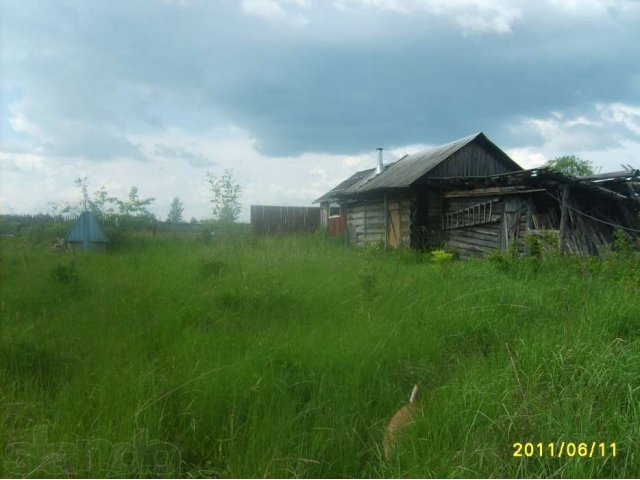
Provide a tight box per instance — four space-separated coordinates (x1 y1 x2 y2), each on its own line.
364 199 368 239
384 193 388 251
442 188 544 198
558 185 570 255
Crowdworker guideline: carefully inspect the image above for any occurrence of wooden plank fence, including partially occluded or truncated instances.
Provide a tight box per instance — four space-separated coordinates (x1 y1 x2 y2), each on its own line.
0 213 79 224
250 205 321 235
0 213 201 235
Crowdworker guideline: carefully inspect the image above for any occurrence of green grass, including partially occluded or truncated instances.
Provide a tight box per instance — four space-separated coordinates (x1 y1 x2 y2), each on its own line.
1 233 639 477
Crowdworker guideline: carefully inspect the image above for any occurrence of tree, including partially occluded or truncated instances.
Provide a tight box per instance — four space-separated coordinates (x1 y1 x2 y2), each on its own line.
115 186 156 217
62 177 117 215
93 186 117 215
167 196 184 223
544 155 596 177
206 169 241 224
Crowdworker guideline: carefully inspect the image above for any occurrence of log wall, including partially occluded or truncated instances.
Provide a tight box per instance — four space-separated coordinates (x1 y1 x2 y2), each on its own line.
346 194 412 247
442 196 505 258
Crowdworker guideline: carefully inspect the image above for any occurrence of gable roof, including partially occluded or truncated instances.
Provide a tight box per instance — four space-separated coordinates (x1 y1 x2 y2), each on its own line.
314 167 376 203
359 133 481 191
64 211 109 244
315 132 522 202
345 132 521 195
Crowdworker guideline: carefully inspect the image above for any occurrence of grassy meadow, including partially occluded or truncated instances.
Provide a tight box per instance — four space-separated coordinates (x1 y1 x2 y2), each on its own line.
1 231 639 478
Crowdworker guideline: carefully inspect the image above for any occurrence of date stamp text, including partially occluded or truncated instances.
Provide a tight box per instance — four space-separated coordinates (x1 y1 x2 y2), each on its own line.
513 442 617 458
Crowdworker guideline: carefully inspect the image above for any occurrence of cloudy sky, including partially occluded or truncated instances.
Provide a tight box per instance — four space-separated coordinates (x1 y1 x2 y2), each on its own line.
1 0 639 220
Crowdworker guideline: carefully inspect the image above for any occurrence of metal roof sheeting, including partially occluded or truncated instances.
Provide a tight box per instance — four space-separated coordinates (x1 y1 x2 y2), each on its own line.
64 211 109 245
334 132 521 198
347 133 481 193
315 132 522 202
421 167 640 204
314 168 376 203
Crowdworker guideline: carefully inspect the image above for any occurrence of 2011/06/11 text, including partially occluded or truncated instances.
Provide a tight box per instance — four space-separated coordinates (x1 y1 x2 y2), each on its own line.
513 442 617 458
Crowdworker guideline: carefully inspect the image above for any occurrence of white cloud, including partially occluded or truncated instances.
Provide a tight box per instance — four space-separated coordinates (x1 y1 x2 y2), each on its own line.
546 0 639 16
241 0 639 34
415 0 522 35
8 111 41 138
505 148 548 169
509 102 640 171
242 0 310 26
597 103 640 136
248 0 523 34
0 123 414 220
3 110 639 218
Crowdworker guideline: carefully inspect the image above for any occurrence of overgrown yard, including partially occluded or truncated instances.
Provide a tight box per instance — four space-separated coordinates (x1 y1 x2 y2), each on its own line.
1 233 639 477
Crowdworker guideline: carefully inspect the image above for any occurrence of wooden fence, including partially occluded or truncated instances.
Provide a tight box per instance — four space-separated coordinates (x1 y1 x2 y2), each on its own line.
0 213 201 235
250 205 321 235
0 213 78 224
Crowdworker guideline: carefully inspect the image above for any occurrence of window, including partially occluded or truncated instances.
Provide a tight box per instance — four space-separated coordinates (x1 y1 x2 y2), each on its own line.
329 203 341 218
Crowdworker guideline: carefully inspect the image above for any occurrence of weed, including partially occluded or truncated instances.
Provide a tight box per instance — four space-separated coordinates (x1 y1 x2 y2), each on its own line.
1 234 639 477
50 261 78 285
430 249 454 262
524 230 559 257
199 258 228 278
0 341 75 392
487 250 512 271
358 263 378 305
613 228 635 257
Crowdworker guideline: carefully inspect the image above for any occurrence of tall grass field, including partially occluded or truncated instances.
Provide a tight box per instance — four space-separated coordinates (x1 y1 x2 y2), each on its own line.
1 232 639 477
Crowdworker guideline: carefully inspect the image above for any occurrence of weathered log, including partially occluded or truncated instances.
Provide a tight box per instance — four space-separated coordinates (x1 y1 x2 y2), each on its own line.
558 185 570 255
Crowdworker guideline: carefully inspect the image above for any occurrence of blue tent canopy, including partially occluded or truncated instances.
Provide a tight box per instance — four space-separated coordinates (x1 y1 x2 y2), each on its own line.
64 211 109 251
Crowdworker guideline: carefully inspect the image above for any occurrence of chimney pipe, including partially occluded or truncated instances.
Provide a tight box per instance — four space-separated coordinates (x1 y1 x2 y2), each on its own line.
376 147 384 174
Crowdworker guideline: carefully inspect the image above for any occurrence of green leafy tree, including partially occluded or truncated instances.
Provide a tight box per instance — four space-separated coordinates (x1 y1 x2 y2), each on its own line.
116 187 156 218
93 186 117 215
544 155 597 177
62 177 117 215
206 169 241 224
167 196 184 223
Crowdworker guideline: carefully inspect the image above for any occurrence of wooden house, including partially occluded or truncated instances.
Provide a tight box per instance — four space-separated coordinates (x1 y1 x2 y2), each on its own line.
315 133 640 257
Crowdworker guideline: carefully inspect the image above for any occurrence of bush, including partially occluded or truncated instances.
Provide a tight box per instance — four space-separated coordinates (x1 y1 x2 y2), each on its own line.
487 250 513 272
613 228 635 257
524 230 559 257
51 262 78 285
430 249 454 262
200 258 228 278
24 222 71 244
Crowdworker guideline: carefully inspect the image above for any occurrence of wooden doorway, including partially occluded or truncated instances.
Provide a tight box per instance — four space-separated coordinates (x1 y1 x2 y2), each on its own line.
387 208 401 248
500 197 521 251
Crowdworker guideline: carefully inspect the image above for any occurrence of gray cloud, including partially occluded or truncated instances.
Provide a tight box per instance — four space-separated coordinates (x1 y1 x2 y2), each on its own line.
154 143 216 167
2 0 640 161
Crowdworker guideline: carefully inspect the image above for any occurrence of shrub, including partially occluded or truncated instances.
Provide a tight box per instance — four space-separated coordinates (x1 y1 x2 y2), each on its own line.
24 222 72 244
364 240 385 254
51 262 78 285
200 258 228 278
430 249 454 262
487 250 512 272
524 230 559 257
613 228 635 257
